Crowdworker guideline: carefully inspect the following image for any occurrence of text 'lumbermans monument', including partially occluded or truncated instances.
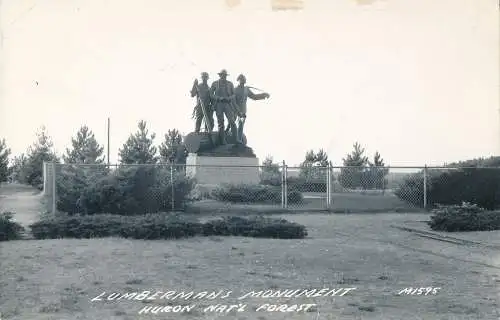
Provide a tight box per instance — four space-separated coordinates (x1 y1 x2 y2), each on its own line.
184 69 270 185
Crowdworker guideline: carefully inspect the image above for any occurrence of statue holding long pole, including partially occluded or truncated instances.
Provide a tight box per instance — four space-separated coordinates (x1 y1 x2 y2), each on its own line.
184 69 265 157
190 72 214 134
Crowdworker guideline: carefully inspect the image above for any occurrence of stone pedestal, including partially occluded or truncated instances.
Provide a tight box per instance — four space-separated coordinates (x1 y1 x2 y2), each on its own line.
186 153 260 185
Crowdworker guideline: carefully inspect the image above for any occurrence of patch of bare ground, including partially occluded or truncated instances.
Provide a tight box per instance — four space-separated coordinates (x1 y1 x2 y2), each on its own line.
0 183 45 231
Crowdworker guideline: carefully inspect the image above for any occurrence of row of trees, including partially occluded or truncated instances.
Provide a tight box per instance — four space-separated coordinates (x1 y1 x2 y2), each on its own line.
0 120 387 191
0 121 188 188
261 142 389 190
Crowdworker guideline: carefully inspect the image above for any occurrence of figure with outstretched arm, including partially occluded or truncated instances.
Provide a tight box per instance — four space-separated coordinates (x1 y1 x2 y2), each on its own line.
230 74 270 143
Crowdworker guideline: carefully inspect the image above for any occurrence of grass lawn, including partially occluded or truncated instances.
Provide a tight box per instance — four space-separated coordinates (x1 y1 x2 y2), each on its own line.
2 213 499 320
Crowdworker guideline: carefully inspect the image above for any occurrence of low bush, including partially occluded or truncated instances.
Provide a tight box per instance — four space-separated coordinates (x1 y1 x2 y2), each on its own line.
259 171 282 187
287 177 327 193
428 202 500 232
394 171 427 207
30 214 308 240
0 211 25 241
56 165 194 215
210 184 303 204
260 174 328 193
203 216 308 239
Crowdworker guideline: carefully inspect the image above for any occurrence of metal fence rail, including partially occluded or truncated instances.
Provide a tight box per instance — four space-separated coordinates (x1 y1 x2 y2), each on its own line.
42 161 494 214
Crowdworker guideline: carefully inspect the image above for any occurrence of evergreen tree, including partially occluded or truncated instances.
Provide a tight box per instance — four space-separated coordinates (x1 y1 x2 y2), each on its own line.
299 149 331 181
362 151 389 190
119 120 158 164
63 125 105 164
259 155 281 185
21 126 60 188
261 155 280 175
372 151 384 166
339 142 369 188
159 129 187 165
8 153 27 182
0 138 11 182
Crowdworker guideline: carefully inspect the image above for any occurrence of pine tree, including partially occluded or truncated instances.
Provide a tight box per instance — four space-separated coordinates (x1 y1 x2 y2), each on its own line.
365 151 389 190
21 126 60 188
119 120 158 164
8 154 27 182
262 155 280 175
299 149 331 181
339 142 369 189
63 125 105 164
0 138 11 182
159 129 187 165
259 155 281 186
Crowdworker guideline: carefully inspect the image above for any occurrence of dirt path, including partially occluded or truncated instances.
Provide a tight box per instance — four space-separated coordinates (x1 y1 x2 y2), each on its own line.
0 183 45 229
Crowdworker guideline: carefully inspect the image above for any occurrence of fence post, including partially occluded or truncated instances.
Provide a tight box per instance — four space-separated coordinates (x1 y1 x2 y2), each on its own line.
170 164 175 211
326 163 332 209
43 161 47 192
423 165 428 209
382 166 386 195
52 162 57 214
284 164 288 209
325 166 330 209
281 160 285 209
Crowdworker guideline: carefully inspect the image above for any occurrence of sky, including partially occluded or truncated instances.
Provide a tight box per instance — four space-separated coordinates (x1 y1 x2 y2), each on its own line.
0 0 499 167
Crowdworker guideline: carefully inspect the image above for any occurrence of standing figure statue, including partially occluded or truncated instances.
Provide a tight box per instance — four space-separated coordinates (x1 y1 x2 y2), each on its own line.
210 69 238 145
190 72 214 133
231 74 270 143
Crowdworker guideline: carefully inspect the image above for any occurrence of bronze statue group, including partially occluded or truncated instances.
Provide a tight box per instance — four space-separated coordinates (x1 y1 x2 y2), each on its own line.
190 69 270 146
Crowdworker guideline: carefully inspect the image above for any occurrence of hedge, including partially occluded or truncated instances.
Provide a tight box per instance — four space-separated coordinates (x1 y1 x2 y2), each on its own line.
210 184 303 204
428 202 500 232
395 166 500 210
56 165 194 215
29 213 308 240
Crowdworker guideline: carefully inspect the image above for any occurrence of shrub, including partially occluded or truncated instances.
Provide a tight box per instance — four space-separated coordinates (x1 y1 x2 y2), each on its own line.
428 202 500 232
288 176 327 193
210 184 303 204
261 174 328 193
30 214 308 240
30 213 203 239
56 165 194 215
394 171 427 207
0 211 25 241
428 168 500 210
56 165 108 214
395 166 500 210
203 216 308 239
259 171 282 187
287 190 304 204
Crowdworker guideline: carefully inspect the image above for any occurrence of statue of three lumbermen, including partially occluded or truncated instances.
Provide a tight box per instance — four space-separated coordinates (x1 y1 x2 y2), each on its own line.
190 69 270 146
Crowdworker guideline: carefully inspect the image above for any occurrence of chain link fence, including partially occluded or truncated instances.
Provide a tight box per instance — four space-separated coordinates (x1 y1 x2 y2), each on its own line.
43 162 495 215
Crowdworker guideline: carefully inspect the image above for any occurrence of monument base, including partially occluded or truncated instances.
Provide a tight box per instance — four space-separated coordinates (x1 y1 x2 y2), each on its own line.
186 153 260 185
